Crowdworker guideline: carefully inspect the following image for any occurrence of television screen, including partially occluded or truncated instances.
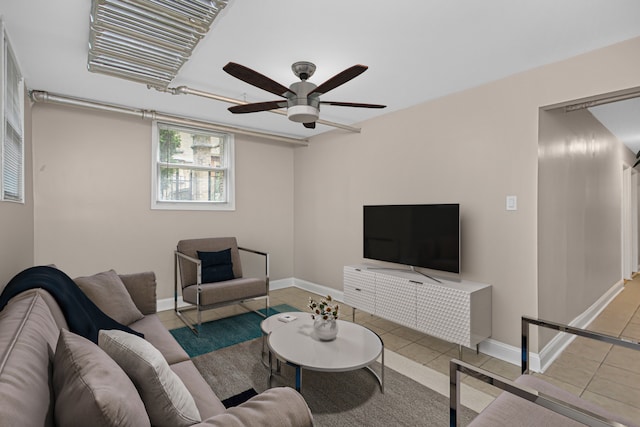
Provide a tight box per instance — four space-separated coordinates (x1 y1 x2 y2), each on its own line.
363 204 460 274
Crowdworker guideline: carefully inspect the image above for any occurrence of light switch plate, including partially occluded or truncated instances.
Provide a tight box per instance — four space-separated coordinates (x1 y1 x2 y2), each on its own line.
506 195 517 211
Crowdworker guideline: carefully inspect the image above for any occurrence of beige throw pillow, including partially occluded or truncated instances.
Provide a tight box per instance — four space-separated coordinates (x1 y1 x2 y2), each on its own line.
98 330 201 427
74 269 144 325
53 329 151 427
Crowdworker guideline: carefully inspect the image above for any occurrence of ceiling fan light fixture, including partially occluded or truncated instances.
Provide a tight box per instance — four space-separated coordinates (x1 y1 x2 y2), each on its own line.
223 61 385 128
287 105 319 123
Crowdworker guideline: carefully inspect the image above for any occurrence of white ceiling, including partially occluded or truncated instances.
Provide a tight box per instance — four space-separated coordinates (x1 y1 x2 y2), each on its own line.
2 0 640 142
590 98 640 154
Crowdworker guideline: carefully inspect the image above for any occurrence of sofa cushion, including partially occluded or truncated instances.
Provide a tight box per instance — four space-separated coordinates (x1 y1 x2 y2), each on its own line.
468 374 639 427
74 270 144 325
98 330 201 427
182 277 266 306
0 290 64 427
118 271 157 316
53 329 150 427
197 249 235 284
128 314 190 365
193 387 314 427
170 360 226 419
516 375 638 426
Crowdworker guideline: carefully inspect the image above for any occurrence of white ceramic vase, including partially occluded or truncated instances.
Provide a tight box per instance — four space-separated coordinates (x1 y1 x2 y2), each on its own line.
313 318 338 341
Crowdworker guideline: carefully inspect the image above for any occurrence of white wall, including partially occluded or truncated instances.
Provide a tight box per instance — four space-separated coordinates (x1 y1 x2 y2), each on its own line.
294 36 640 348
31 104 295 299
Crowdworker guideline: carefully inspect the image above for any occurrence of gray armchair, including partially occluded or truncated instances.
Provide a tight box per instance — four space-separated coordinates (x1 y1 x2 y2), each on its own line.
174 237 269 334
450 316 640 426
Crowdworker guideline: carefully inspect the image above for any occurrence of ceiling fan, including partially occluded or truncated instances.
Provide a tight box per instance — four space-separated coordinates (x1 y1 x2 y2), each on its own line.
222 61 386 129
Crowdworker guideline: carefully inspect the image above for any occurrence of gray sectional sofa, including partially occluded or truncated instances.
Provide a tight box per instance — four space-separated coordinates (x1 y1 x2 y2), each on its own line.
0 268 313 427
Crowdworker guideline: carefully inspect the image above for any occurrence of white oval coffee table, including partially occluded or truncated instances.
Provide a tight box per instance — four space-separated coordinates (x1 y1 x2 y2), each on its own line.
263 312 384 393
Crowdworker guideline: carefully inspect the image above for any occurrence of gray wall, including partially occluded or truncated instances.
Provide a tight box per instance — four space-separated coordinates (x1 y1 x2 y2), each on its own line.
537 108 629 345
31 104 296 299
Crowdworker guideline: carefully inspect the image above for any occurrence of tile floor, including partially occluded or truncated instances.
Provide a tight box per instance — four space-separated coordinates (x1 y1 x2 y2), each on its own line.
158 277 640 421
535 277 640 421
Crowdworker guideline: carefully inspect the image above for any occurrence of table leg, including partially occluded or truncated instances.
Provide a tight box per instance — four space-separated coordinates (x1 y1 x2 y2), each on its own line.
261 334 269 368
268 349 273 387
381 344 385 393
364 336 385 393
295 365 302 392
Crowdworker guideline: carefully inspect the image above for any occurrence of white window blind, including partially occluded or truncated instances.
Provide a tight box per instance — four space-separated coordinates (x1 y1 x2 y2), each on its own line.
1 24 24 203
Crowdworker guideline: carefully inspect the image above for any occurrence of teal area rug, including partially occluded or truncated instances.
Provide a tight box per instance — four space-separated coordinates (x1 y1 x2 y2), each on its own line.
170 304 298 357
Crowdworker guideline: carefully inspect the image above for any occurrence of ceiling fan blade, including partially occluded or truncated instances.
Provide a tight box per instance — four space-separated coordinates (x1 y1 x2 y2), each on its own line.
320 101 386 109
228 100 286 114
308 64 368 96
223 62 293 97
303 122 316 129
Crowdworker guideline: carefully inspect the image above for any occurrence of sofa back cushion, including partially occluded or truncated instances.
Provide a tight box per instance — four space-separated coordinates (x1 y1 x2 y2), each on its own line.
99 330 201 427
0 289 68 427
118 271 157 315
53 329 150 427
74 270 144 325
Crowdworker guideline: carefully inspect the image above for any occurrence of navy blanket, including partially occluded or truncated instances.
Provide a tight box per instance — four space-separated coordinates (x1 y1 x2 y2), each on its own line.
0 266 143 343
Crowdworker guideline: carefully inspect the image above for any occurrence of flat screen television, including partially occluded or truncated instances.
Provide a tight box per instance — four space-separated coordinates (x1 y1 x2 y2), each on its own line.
363 204 460 274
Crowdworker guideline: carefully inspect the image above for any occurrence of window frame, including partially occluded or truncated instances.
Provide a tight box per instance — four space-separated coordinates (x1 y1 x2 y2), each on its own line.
0 22 25 204
151 121 235 211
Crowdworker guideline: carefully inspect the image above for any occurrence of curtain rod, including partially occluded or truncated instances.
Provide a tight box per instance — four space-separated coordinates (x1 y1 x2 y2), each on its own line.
564 90 640 112
540 86 640 112
29 90 309 147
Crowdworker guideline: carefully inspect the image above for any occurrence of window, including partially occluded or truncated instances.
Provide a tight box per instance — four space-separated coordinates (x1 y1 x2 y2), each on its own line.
152 122 235 210
1 23 24 203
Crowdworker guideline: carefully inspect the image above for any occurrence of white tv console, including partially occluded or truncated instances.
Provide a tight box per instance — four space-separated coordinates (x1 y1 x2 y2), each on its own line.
344 264 492 353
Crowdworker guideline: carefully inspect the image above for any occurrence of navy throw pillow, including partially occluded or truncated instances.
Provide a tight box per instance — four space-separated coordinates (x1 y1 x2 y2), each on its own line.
197 249 234 283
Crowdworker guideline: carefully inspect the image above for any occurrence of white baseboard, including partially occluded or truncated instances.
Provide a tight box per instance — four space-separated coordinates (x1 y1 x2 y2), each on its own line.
269 277 295 291
157 296 186 312
292 278 345 302
566 279 624 329
478 339 540 371
535 279 624 372
155 277 624 373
